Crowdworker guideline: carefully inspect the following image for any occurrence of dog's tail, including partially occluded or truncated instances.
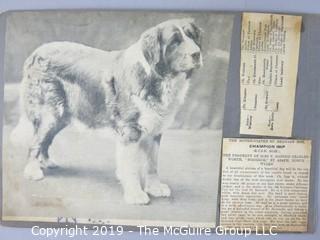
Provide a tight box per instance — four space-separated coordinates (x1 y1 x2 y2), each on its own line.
10 114 34 146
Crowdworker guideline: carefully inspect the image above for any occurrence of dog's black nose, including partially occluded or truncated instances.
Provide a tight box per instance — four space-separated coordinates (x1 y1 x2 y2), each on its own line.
191 52 201 62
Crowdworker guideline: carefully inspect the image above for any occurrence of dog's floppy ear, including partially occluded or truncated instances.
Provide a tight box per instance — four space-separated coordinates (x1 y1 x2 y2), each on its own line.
140 26 162 69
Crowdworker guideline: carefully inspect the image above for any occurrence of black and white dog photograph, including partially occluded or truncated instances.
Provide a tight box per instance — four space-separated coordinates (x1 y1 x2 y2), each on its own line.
2 11 234 226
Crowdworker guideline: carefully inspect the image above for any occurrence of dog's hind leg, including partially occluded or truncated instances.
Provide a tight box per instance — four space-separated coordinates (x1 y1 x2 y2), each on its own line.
24 108 69 180
23 78 70 180
39 112 70 169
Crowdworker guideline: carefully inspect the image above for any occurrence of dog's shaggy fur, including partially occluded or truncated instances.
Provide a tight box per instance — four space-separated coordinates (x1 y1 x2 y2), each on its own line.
12 18 202 204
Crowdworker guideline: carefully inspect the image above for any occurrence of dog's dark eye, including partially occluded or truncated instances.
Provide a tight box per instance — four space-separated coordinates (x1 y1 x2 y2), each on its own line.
170 32 182 46
186 29 199 42
185 29 195 39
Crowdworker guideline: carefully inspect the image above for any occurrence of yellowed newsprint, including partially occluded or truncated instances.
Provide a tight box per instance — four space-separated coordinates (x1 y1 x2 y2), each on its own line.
240 13 302 137
220 138 311 232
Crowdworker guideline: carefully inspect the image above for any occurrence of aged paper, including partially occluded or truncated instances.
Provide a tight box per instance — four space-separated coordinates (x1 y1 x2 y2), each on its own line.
1 11 235 227
240 13 302 137
220 138 311 232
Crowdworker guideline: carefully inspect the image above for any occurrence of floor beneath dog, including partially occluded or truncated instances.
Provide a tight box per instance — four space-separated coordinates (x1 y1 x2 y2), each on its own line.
2 125 221 227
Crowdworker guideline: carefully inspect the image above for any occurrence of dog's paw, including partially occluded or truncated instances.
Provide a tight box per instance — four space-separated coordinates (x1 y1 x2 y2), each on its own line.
145 183 171 197
124 190 150 205
41 158 58 169
24 161 44 181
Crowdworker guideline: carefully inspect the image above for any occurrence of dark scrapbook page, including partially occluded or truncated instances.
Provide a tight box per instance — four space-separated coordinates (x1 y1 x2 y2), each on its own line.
0 9 319 236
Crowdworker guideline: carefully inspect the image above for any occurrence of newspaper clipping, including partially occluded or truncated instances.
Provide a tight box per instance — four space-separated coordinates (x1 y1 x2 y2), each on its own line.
240 13 302 137
220 138 311 232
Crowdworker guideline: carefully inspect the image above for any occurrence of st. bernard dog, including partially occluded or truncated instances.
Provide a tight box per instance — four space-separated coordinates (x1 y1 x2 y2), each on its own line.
12 18 203 204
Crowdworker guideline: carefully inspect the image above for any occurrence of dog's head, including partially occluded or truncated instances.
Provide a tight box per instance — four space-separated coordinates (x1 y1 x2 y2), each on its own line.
140 18 203 76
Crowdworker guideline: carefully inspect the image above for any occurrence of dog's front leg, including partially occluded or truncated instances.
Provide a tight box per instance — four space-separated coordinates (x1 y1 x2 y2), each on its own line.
144 134 171 197
116 139 150 205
